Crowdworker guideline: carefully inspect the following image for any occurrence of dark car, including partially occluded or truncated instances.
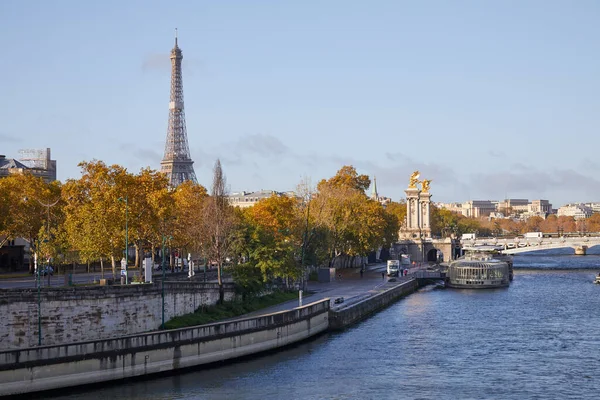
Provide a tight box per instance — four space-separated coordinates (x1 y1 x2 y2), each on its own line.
40 266 54 276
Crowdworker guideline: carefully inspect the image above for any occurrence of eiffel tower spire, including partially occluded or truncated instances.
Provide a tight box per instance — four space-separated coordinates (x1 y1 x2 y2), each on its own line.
160 30 197 186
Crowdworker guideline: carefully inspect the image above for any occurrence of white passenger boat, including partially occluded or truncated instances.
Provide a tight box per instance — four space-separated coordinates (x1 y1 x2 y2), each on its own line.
447 246 511 289
594 274 600 284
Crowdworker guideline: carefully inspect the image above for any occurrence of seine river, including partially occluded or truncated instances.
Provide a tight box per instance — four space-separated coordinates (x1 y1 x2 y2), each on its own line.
50 250 600 400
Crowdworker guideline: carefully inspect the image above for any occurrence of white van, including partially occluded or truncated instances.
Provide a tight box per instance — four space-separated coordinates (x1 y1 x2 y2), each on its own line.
387 260 400 276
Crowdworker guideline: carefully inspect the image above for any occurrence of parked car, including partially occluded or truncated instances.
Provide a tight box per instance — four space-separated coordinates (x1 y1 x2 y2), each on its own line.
40 266 54 276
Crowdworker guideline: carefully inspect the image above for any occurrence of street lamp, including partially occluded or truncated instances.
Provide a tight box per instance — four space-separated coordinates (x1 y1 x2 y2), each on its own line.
34 243 41 346
25 196 60 285
161 234 172 329
118 196 128 284
24 195 60 346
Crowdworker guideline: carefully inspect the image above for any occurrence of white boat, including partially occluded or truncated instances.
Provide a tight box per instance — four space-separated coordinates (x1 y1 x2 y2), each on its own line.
594 275 600 284
447 246 511 289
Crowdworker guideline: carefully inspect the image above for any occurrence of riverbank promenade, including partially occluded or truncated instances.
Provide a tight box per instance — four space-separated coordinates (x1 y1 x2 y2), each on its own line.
242 262 424 317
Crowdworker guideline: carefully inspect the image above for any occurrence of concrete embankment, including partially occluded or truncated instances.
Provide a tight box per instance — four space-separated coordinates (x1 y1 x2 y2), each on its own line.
0 277 422 396
0 282 236 350
328 278 419 330
0 299 330 397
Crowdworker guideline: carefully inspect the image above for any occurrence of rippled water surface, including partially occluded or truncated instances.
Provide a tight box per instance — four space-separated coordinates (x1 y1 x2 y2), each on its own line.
51 253 600 400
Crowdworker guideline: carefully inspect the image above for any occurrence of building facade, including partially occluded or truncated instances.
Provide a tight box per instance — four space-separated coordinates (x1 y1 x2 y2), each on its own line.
0 148 56 183
528 199 553 214
461 200 497 218
229 190 295 208
557 204 593 220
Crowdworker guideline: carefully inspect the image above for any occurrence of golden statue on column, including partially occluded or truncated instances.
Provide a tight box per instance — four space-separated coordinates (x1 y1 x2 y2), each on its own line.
408 171 420 188
421 179 432 193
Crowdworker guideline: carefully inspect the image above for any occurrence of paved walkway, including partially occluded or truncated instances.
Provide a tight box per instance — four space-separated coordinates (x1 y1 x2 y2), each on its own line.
240 262 424 318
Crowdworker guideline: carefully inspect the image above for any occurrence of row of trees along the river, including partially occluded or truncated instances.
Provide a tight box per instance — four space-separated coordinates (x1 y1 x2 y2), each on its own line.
0 163 401 298
2 161 597 294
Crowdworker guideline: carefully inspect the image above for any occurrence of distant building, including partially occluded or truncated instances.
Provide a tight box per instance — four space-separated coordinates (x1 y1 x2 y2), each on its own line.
497 199 529 214
461 200 497 218
0 155 29 178
584 203 600 214
0 148 56 183
488 211 505 220
557 204 593 220
528 199 553 214
436 202 464 215
229 190 295 208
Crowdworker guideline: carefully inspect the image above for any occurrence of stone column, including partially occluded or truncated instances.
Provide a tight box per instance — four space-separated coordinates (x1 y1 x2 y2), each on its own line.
403 187 421 239
419 191 432 238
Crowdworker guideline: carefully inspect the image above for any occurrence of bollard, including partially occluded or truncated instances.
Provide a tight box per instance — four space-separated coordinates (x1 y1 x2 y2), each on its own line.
68 273 73 286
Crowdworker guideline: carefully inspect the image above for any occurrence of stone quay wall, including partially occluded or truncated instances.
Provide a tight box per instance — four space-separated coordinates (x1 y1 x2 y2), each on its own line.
0 282 236 351
0 299 330 397
328 279 419 330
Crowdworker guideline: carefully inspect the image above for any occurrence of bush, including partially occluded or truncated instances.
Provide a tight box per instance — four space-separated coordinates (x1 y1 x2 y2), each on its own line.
164 290 300 329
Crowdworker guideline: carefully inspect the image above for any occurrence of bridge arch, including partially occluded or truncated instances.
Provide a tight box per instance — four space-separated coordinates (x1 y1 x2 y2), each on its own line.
426 248 440 262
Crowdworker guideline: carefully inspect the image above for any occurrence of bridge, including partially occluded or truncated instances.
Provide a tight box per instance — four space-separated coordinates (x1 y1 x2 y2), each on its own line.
462 236 600 255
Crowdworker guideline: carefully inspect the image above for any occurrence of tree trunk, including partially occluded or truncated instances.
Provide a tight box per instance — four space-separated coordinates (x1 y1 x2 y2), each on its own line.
100 258 105 279
111 255 116 277
28 238 35 274
151 241 156 272
217 262 224 304
135 243 140 272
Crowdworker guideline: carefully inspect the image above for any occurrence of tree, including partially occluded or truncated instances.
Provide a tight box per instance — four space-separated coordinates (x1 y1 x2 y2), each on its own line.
539 214 558 233
524 216 544 233
587 213 600 233
202 159 237 303
126 168 171 272
317 165 371 193
0 173 56 273
172 180 208 262
248 194 302 284
313 169 389 268
62 161 131 277
557 216 576 233
430 206 459 237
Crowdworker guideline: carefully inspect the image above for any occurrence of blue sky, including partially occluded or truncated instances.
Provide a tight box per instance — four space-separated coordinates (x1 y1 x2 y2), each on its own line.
1 0 599 206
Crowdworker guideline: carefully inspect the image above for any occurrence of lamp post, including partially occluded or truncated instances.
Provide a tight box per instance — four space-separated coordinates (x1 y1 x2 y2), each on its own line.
160 234 173 329
24 195 60 346
118 197 128 284
34 246 41 346
26 197 60 285
161 234 166 329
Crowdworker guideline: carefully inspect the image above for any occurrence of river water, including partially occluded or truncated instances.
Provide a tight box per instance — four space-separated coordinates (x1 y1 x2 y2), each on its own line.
49 251 600 400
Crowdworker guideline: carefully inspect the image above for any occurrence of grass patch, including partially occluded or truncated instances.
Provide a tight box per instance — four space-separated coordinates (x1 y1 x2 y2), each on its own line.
0 273 31 279
164 290 302 329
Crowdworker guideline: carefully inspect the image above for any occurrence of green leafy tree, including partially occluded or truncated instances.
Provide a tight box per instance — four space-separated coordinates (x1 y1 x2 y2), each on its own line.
248 194 302 285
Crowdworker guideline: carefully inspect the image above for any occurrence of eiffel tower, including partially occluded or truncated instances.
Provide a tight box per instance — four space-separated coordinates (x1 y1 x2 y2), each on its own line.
160 30 197 186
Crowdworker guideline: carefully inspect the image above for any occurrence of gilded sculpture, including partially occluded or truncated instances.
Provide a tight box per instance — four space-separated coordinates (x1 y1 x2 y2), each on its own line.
408 171 420 188
421 179 432 192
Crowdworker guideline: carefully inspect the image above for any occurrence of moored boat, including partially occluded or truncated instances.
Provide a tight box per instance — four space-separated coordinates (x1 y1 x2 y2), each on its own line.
447 247 511 289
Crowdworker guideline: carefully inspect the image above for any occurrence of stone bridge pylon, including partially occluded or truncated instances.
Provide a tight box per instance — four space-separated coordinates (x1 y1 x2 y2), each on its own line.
392 172 457 263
